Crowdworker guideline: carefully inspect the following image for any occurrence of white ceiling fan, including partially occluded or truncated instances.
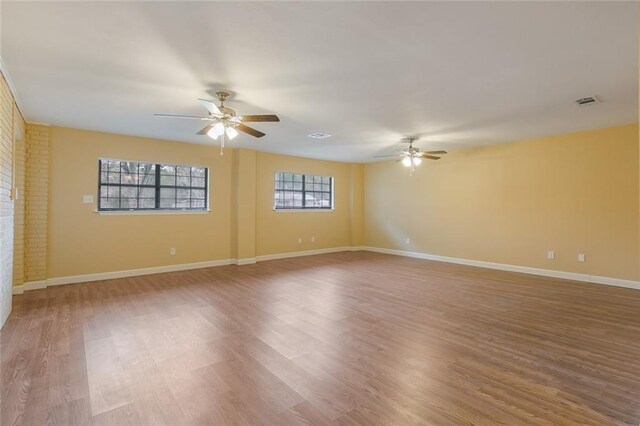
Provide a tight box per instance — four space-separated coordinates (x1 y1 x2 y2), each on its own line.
155 91 280 154
374 137 447 175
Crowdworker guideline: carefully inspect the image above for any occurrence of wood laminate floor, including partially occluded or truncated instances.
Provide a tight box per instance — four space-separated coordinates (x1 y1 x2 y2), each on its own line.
2 251 640 425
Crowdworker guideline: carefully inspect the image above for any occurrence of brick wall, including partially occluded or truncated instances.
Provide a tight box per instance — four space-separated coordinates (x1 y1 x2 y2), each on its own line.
0 72 20 327
12 108 25 287
23 124 49 283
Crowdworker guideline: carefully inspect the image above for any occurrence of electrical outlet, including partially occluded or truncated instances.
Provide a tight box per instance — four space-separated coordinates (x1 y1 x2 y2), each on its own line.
547 250 555 260
82 195 94 204
297 237 302 244
577 253 585 262
405 238 411 244
170 248 176 255
311 236 315 243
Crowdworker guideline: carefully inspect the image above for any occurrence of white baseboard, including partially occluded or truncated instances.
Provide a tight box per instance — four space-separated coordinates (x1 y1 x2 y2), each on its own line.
235 258 257 266
12 245 637 295
11 247 353 294
361 246 640 291
256 246 352 262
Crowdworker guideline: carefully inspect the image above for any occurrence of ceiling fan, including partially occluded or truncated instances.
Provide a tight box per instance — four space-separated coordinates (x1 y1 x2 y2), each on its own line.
154 91 280 154
374 137 447 175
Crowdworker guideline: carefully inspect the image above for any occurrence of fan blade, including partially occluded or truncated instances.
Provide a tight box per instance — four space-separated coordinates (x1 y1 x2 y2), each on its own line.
240 114 280 122
425 150 447 154
236 124 266 138
424 155 441 160
198 99 222 116
154 113 214 121
196 124 214 135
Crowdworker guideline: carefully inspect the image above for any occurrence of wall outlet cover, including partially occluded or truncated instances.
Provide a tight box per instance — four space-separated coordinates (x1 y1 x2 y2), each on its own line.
82 195 94 204
547 250 555 260
578 253 585 262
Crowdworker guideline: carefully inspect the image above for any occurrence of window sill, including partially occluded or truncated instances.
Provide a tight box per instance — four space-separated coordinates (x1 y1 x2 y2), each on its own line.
273 208 335 213
95 210 211 216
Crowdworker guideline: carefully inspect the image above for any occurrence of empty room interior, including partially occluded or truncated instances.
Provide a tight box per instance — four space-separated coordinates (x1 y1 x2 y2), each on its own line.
1 1 639 425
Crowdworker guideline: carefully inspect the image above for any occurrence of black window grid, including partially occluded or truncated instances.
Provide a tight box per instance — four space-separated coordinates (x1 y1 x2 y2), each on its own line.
274 172 333 210
98 160 208 211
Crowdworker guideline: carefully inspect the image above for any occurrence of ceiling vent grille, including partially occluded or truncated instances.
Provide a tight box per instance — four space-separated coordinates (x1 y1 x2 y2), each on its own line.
307 132 331 139
575 96 601 107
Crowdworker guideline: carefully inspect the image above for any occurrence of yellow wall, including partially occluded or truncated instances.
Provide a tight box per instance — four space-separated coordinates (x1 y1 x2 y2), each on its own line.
234 149 257 260
44 126 362 278
47 126 233 278
255 151 353 256
364 124 640 281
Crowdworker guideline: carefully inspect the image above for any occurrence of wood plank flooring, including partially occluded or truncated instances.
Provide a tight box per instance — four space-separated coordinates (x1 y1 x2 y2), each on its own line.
2 251 640 425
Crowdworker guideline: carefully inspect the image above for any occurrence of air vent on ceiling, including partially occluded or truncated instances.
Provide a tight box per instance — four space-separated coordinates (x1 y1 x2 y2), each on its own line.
575 96 601 107
307 132 331 139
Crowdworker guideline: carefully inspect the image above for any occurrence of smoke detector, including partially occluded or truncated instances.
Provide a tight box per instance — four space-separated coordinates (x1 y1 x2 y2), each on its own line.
575 96 601 107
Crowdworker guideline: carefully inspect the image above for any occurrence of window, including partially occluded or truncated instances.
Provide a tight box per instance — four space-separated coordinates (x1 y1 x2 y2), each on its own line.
98 159 208 211
274 172 333 210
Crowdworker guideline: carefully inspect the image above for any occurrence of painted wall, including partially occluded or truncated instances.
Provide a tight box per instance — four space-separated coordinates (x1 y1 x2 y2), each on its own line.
47 126 233 278
364 124 639 281
44 127 363 279
255 151 354 256
0 71 25 328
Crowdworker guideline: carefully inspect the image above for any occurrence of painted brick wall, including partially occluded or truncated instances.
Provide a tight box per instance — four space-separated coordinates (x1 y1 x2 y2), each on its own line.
24 124 49 283
12 107 25 287
0 73 16 327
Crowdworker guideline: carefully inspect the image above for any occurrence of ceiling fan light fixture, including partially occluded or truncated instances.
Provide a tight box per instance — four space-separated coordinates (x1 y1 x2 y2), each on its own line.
402 157 412 167
412 157 422 166
226 126 239 140
207 126 221 140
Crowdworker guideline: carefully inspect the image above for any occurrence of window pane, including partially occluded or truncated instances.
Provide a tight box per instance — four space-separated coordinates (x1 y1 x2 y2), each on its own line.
191 189 205 199
121 187 138 198
120 198 138 209
191 199 205 209
107 173 120 184
139 163 155 185
103 186 119 198
120 162 138 184
191 177 205 188
177 166 191 176
177 188 189 199
100 197 119 209
160 198 176 208
140 187 155 198
192 167 206 178
177 175 191 187
105 160 120 172
160 188 176 200
140 199 155 208
160 165 175 175
160 174 176 186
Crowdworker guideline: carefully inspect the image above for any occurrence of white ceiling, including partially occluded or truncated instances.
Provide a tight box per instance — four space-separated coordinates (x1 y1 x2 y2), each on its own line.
2 1 637 162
